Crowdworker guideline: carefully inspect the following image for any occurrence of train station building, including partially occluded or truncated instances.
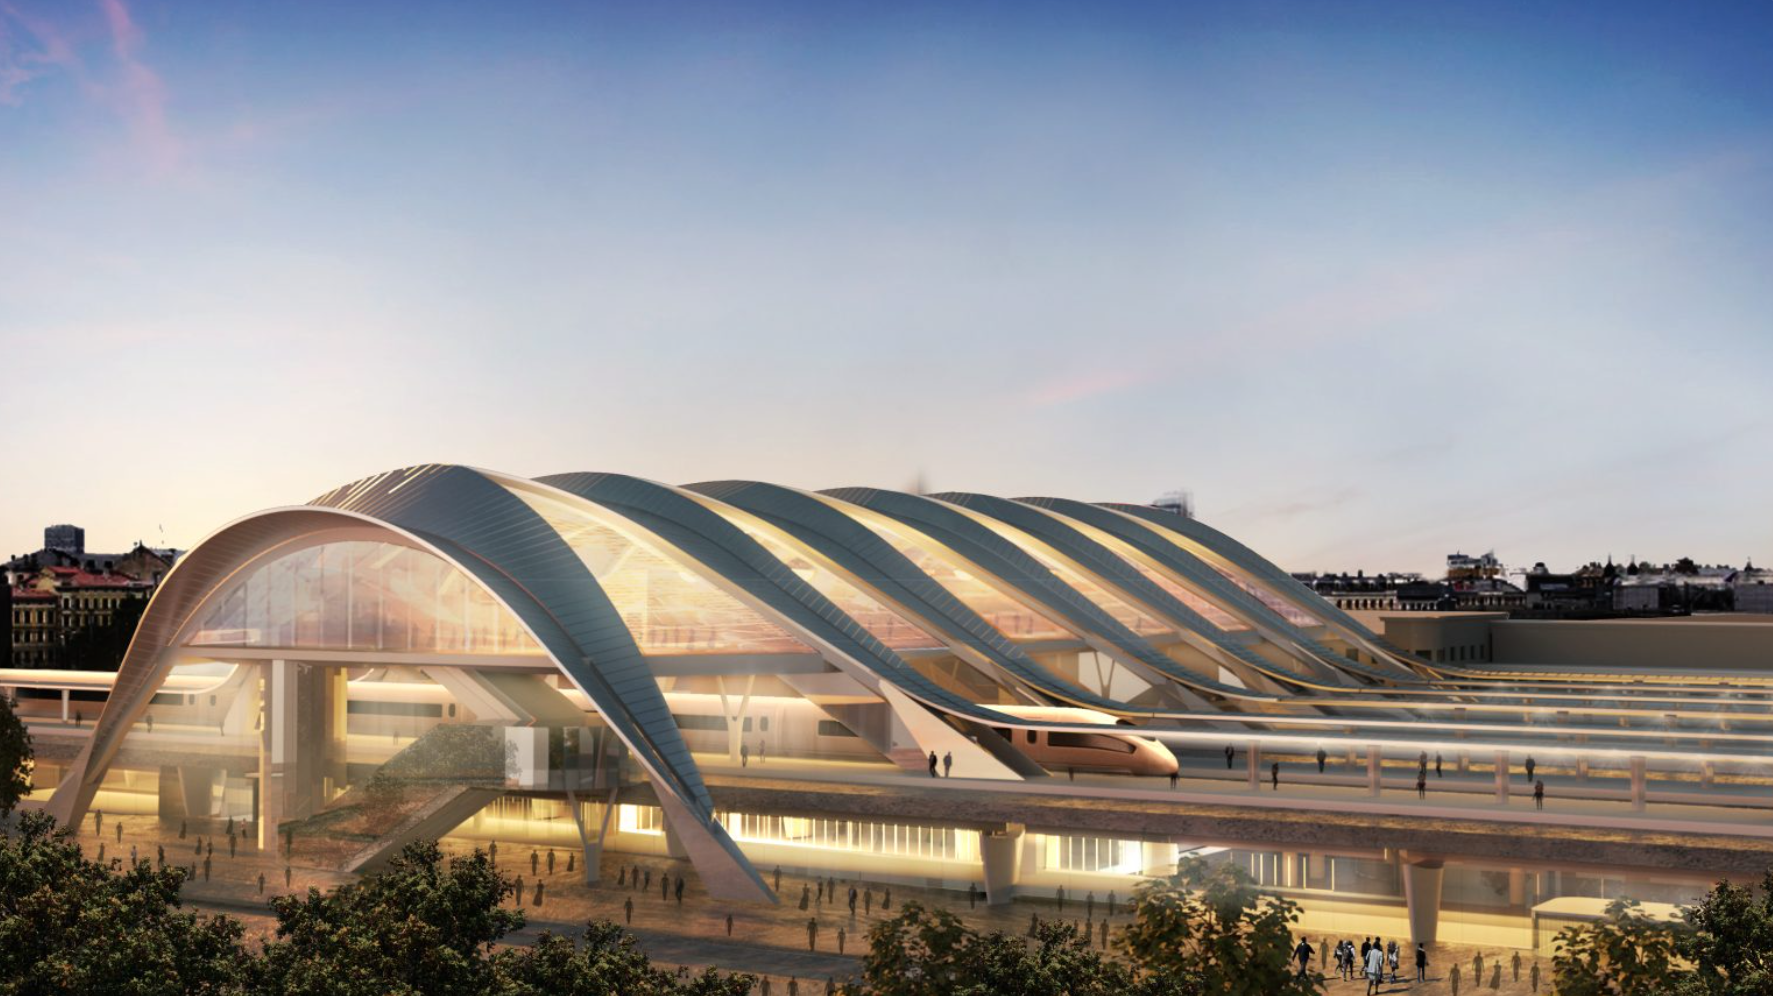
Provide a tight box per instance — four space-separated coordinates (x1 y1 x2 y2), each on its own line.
13 464 1773 953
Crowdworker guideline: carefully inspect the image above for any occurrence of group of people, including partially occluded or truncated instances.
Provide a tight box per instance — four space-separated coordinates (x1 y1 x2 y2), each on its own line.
1317 937 1425 992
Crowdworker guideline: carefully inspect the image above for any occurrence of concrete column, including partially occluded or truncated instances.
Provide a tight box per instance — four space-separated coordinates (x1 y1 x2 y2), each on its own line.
1494 752 1510 804
1367 745 1382 797
258 660 335 850
1140 841 1180 876
1403 859 1445 946
1247 741 1260 790
980 824 1025 906
61 689 70 722
663 817 690 860
1508 869 1527 906
1631 756 1647 811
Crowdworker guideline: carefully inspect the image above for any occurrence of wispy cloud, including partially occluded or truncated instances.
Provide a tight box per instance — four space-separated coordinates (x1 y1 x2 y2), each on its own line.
0 1 80 105
97 0 176 170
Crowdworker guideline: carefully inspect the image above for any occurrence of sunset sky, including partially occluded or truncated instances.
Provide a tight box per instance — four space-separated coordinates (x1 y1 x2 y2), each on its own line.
3 1 1771 575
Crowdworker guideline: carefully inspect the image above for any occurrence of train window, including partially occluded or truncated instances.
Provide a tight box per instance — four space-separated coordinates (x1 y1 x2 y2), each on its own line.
1048 731 1136 754
816 720 859 738
1026 730 1037 744
447 704 457 718
210 695 217 707
760 717 770 732
992 728 1011 741
348 701 443 718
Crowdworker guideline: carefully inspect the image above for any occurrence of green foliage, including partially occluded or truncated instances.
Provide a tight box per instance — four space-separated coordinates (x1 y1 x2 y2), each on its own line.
494 922 755 996
252 840 521 996
0 810 245 996
1117 857 1320 996
854 900 1202 996
1669 871 1773 996
0 697 30 816
1552 897 1686 996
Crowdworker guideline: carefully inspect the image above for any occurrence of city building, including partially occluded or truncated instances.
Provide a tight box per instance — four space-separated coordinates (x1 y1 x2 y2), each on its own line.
5 526 180 669
10 465 1773 953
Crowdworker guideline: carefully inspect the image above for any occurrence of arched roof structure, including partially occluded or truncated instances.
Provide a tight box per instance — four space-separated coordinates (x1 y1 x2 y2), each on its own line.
49 464 1514 901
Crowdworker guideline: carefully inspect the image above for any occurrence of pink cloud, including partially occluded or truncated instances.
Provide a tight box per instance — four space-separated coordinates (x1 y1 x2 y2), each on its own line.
98 0 178 171
1023 366 1166 408
0 1 82 105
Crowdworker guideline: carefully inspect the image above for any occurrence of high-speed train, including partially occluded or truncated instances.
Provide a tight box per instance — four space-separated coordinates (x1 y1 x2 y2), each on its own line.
0 668 1179 778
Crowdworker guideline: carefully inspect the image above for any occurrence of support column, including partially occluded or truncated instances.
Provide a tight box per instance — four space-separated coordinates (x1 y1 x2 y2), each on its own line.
258 660 334 850
1631 756 1647 811
61 689 70 722
980 824 1025 906
1508 869 1527 907
1140 841 1180 877
1247 741 1260 790
1494 751 1510 804
1367 745 1382 797
1402 857 1445 946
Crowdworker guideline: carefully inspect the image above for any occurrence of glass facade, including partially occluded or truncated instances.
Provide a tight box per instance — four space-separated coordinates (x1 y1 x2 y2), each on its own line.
514 489 815 656
700 502 948 651
828 502 1074 641
1058 518 1251 631
187 541 542 654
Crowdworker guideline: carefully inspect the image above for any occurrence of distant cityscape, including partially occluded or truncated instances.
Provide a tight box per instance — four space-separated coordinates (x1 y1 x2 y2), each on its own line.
3 525 183 670
1296 549 1773 618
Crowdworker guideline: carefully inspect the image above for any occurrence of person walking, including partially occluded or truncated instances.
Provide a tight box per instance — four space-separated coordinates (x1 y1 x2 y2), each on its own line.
285 864 292 888
1364 940 1384 995
927 752 939 777
530 850 539 875
1436 751 1444 777
1474 951 1484 981
624 896 634 924
534 880 544 907
799 884 810 910
942 751 952 777
837 926 846 955
661 871 670 901
1417 772 1428 799
774 865 782 892
882 886 891 910
1491 962 1502 989
741 742 750 767
1169 769 1179 790
726 913 734 936
1525 755 1537 782
1056 884 1066 912
1293 938 1314 979
1512 950 1522 981
1086 891 1094 920
1534 779 1546 810
1099 919 1108 949
1224 744 1235 769
1416 942 1428 981
864 887 873 915
1317 747 1328 773
547 849 556 874
515 876 525 907
1450 962 1462 996
229 833 237 858
1387 939 1399 983
967 883 977 910
758 737 766 764
1108 889 1116 917
257 872 265 895
806 917 818 951
675 876 684 904
1271 760 1280 790
1530 961 1541 992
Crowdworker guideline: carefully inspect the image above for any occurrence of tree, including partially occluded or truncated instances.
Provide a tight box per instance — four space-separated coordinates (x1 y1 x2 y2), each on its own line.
494 922 754 996
0 695 31 816
252 840 520 996
853 900 1199 996
1552 897 1686 996
1117 857 1321 996
1671 871 1773 996
0 810 246 995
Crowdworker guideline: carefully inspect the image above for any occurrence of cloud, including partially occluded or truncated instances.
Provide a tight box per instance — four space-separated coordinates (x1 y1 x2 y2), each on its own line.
98 0 177 170
0 1 80 105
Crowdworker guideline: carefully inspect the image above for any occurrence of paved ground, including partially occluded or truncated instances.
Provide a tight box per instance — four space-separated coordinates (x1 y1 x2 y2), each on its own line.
73 812 1556 994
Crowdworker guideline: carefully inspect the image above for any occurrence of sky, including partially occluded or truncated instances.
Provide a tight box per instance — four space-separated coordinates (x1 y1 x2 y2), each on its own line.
2 1 1771 577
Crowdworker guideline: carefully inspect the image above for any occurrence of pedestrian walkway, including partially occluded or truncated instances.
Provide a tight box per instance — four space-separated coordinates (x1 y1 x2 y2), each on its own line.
70 812 1555 993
